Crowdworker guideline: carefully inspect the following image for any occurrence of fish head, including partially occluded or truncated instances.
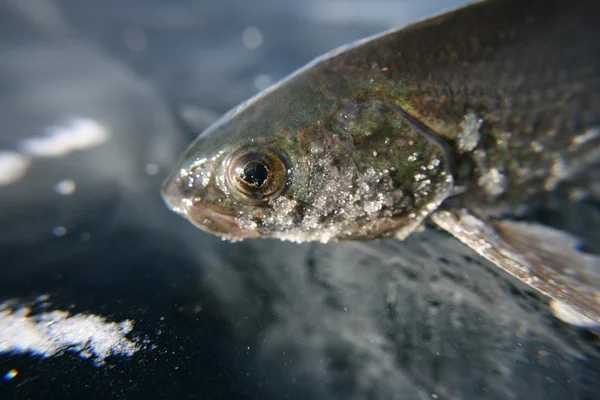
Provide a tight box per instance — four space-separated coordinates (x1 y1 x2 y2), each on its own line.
162 65 454 242
161 87 324 241
161 127 284 240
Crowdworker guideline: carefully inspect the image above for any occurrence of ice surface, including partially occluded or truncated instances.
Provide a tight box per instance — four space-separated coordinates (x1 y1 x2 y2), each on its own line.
189 228 600 400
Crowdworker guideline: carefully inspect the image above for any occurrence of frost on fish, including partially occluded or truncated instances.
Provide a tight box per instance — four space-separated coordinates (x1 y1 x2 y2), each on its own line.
457 113 481 153
237 140 452 243
162 83 455 243
544 127 600 197
477 167 506 198
254 166 392 243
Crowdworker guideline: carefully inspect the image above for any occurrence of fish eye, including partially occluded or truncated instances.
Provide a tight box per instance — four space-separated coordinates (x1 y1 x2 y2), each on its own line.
240 161 268 187
226 147 289 201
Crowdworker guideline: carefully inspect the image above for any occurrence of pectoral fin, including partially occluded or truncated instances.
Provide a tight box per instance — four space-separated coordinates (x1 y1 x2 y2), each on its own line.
430 208 600 326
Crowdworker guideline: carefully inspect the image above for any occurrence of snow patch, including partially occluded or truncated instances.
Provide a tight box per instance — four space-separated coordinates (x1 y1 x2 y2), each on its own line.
0 298 141 365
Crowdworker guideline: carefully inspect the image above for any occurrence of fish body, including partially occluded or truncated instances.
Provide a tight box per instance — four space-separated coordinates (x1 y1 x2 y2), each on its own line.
162 0 600 323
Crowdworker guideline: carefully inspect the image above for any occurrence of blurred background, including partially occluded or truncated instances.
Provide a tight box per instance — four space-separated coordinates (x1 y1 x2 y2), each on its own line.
0 0 598 399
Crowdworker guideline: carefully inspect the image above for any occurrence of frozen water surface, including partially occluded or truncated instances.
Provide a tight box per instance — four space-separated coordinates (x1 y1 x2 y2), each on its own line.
0 0 598 399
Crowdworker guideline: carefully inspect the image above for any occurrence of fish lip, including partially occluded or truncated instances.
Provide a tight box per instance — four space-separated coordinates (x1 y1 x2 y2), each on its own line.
187 202 259 240
161 172 258 239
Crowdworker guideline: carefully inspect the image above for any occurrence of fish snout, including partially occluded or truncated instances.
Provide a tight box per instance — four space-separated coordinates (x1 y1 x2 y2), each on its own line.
161 168 260 239
161 173 194 216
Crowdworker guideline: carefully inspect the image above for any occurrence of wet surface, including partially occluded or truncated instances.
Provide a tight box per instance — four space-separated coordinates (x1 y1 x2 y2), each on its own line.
0 0 599 399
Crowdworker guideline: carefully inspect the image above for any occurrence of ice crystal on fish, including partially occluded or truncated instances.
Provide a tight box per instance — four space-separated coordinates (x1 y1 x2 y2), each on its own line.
458 113 482 152
478 167 506 197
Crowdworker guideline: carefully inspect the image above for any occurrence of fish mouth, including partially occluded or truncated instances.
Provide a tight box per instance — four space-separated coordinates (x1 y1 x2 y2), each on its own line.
161 173 258 240
186 202 259 240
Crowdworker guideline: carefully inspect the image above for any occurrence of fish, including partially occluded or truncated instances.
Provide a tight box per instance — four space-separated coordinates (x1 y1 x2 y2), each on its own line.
162 0 600 325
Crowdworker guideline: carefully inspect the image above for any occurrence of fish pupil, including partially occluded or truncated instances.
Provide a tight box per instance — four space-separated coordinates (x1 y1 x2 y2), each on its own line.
241 161 268 187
